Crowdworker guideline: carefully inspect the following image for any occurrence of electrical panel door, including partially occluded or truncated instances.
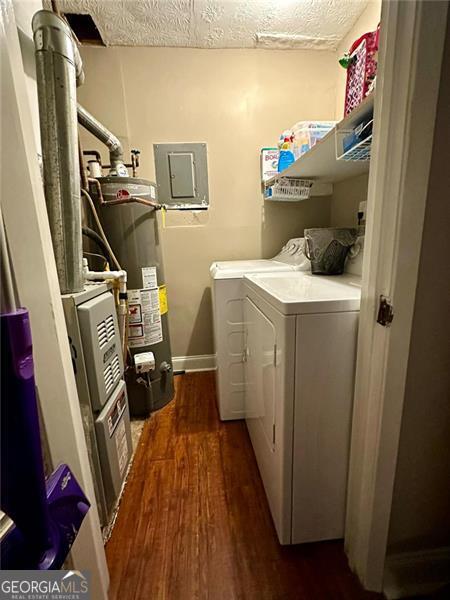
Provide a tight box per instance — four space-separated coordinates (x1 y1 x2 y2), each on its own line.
153 142 209 209
168 152 196 198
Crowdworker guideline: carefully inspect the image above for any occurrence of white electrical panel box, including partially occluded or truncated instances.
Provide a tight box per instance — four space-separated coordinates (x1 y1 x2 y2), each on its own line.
154 142 209 209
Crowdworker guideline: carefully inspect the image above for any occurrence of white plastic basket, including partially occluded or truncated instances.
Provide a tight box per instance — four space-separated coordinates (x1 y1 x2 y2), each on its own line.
266 178 313 202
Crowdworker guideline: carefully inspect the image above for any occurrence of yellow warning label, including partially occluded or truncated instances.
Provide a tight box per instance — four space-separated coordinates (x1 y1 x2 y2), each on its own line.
159 285 168 315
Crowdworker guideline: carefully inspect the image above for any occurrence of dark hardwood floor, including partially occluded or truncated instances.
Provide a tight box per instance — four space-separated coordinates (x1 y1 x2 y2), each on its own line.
106 371 382 600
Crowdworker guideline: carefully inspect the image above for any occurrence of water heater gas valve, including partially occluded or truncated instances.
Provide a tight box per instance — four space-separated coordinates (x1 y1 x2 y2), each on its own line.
134 352 156 374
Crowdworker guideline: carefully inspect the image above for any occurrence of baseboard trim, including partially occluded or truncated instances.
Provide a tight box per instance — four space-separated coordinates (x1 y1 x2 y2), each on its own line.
383 546 450 599
172 354 216 373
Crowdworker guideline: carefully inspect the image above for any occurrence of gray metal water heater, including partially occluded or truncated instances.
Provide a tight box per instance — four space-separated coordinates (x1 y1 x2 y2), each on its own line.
92 177 174 416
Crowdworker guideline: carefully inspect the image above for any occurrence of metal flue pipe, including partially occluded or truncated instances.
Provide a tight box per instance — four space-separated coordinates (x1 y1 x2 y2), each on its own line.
32 10 84 294
77 105 126 176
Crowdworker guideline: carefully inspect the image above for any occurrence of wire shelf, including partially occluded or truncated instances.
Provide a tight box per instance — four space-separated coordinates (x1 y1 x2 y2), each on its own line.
337 135 372 162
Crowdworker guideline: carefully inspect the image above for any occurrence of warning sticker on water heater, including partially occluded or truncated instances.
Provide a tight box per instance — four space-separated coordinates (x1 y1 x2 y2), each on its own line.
141 266 158 289
159 285 168 315
128 288 163 348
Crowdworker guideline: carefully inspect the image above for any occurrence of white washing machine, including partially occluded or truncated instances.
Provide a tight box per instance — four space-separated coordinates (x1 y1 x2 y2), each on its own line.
243 271 361 545
210 239 309 421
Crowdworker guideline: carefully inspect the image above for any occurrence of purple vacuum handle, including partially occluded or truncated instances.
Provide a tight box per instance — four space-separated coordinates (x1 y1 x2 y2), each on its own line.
39 464 90 569
1 308 51 563
1 463 91 570
1 309 91 570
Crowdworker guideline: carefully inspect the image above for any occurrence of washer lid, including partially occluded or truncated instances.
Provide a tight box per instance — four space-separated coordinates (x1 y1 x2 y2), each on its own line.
244 272 362 315
210 237 310 279
210 259 298 279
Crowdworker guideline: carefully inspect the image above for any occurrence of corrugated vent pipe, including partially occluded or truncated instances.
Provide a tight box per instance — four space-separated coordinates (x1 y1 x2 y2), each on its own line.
32 10 84 294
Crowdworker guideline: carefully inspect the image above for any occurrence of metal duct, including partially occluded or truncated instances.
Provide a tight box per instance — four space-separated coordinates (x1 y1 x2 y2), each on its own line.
77 105 126 176
32 10 84 294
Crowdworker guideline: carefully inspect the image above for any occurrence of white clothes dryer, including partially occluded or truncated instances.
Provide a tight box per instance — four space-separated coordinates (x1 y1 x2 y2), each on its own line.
243 271 361 544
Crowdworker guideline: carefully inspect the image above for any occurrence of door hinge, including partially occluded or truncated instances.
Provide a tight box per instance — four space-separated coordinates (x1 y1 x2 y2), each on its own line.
272 423 276 445
273 343 277 366
377 295 394 327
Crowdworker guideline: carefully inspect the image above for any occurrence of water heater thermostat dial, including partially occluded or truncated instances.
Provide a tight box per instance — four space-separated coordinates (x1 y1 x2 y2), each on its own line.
134 352 156 374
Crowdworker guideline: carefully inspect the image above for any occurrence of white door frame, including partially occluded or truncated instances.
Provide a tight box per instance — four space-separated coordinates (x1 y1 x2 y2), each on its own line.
1 2 109 597
345 0 449 592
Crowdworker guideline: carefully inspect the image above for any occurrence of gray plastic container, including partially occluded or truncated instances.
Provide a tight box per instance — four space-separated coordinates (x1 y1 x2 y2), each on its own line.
304 228 358 275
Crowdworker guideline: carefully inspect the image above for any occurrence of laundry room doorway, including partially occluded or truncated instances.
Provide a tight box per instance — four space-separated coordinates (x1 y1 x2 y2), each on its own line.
344 1 450 596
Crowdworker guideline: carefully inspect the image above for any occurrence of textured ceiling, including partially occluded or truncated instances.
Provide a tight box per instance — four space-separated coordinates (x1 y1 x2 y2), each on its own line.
47 0 369 50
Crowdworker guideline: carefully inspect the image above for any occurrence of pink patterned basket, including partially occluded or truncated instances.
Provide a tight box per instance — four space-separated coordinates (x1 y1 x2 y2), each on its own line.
344 25 380 116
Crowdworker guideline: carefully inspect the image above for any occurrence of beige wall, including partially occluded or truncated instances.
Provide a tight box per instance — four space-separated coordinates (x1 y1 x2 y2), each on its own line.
387 12 450 555
78 47 336 356
330 173 368 228
335 0 382 119
14 0 42 148
77 0 382 357
328 173 369 278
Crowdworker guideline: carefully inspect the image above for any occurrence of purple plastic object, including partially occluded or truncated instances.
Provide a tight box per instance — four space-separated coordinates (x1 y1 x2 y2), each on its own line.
1 309 90 569
38 463 91 570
